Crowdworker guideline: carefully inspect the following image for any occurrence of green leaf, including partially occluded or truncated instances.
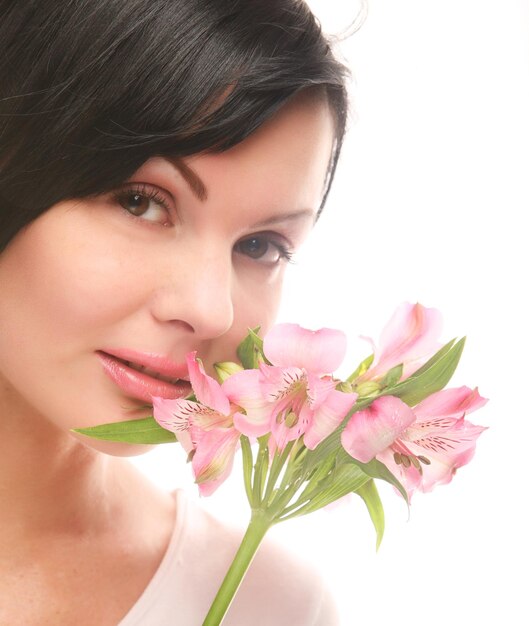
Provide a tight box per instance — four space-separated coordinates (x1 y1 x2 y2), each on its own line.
345 453 409 505
388 337 465 406
355 479 385 550
72 416 176 444
346 353 375 382
236 326 266 369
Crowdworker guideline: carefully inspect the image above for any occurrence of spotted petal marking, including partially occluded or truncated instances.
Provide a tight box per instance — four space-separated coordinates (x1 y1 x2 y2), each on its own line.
152 397 189 431
155 399 230 432
418 417 457 428
260 364 306 403
406 416 485 455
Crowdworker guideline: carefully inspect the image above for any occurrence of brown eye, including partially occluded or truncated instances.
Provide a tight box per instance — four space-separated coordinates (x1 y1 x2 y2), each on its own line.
234 235 294 265
111 183 172 225
120 192 150 216
238 237 271 259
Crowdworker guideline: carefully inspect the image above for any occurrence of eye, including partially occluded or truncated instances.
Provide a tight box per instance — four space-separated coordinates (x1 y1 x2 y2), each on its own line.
234 234 295 266
111 183 172 226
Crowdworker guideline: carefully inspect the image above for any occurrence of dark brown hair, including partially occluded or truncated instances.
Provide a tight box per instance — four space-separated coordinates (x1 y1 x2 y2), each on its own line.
0 0 349 251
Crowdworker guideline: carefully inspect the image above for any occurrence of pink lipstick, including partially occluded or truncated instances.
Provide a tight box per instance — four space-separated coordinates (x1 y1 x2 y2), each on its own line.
97 350 192 403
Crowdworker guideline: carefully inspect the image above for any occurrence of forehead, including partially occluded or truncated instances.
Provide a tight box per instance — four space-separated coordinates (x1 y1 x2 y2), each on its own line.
138 95 335 226
196 94 334 201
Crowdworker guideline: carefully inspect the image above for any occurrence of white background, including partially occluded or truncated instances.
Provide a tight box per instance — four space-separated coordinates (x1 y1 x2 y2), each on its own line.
132 2 529 623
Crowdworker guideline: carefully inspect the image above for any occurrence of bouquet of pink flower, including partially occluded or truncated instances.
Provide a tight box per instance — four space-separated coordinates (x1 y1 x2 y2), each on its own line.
75 303 487 625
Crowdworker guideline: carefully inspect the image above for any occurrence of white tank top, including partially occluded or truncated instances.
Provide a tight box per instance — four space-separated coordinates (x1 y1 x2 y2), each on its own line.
117 489 339 625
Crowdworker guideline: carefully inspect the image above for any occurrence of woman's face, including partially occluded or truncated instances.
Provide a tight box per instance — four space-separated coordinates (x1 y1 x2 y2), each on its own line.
0 94 334 449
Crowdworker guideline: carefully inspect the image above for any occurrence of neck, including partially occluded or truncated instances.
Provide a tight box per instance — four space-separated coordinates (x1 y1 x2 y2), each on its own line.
0 377 126 542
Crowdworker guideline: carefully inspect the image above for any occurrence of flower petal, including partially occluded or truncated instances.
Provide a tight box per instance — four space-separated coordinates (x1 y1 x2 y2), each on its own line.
341 395 416 463
152 396 195 454
224 368 275 437
232 411 268 437
304 388 358 450
408 439 481 493
413 386 488 421
258 363 305 401
152 396 194 432
405 415 487 459
263 323 347 373
400 409 487 493
306 373 339 410
271 402 311 451
152 395 230 435
190 427 240 496
186 352 230 415
367 302 443 380
377 447 422 500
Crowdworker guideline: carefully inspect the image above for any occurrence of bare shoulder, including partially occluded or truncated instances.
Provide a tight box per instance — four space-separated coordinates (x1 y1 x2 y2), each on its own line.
234 529 340 626
181 496 340 626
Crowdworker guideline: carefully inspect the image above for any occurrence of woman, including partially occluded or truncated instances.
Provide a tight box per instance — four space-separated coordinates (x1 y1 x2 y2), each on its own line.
0 1 348 623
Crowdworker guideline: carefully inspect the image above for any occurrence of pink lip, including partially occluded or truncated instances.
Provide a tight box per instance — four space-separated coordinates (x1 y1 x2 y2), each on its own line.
97 351 192 403
101 348 190 379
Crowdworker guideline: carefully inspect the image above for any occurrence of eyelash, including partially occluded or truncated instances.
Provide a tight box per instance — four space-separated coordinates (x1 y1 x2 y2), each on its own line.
234 235 296 266
274 243 295 264
111 183 296 266
111 183 172 225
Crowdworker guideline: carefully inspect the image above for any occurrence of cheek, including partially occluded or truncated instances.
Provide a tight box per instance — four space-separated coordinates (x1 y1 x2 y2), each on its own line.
221 269 285 360
0 210 159 433
197 266 286 370
237 278 283 331
0 216 147 352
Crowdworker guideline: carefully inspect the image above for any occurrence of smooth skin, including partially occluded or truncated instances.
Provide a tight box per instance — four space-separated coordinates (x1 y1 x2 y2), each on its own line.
0 92 334 625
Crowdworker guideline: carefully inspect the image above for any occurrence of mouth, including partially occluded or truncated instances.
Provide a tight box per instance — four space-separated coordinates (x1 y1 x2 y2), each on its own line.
96 351 192 403
116 358 183 385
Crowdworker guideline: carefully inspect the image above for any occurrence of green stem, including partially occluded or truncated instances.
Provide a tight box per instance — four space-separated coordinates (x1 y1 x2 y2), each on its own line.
252 437 269 505
280 454 334 514
278 470 336 519
269 475 305 514
263 441 294 504
240 436 254 506
202 511 272 626
277 498 315 522
280 486 321 517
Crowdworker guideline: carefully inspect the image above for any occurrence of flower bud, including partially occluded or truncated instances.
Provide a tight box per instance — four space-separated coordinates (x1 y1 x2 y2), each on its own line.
355 381 381 397
336 381 355 393
214 361 244 383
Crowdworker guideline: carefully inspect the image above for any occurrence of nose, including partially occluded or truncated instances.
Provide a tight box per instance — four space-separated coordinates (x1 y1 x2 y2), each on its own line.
150 247 234 340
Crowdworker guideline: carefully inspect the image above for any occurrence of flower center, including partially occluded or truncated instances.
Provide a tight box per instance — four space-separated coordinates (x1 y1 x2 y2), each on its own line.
393 452 431 472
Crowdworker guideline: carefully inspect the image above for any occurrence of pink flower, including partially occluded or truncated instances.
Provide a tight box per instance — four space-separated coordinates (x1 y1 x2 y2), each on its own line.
153 352 268 495
235 323 358 450
185 427 241 497
341 395 417 463
359 302 443 382
342 386 487 498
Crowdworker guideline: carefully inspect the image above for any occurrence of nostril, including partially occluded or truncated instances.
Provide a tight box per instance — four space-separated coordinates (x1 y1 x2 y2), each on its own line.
166 319 195 333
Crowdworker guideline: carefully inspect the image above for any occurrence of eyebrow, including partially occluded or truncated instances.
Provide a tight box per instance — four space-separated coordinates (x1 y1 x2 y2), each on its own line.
166 156 208 202
164 157 316 227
